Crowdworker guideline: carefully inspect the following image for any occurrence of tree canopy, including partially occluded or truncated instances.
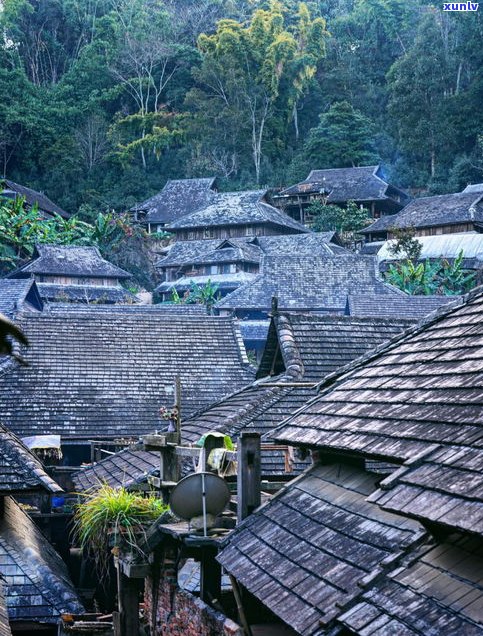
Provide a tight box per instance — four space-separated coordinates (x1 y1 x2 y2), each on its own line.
0 0 481 213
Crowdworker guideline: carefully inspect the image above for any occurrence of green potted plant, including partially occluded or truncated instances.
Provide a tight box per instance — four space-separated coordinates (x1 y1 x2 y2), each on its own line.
73 484 168 578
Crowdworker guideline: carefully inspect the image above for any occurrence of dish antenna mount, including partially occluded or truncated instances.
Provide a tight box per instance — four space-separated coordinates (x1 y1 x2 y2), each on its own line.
169 472 230 537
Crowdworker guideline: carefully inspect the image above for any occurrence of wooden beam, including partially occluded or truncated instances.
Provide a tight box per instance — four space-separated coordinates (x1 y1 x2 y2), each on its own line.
237 432 261 523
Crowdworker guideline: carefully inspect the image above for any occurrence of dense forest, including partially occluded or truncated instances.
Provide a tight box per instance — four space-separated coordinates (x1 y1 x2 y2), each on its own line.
1 0 482 219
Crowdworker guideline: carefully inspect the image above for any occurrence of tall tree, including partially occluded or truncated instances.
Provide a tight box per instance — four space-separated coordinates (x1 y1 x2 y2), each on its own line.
189 2 328 184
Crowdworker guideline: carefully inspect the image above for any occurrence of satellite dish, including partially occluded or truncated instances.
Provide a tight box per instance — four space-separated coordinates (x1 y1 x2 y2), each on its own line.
170 472 230 531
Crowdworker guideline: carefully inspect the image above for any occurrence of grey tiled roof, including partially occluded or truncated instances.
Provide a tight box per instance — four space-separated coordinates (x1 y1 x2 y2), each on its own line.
132 177 217 224
0 497 83 624
37 283 136 304
73 444 160 491
1 179 69 218
47 302 207 316
0 423 62 494
217 462 425 635
252 232 347 255
271 289 483 533
157 238 261 268
166 190 309 233
348 293 458 320
369 443 483 535
0 309 254 440
0 279 42 318
216 254 401 311
339 533 483 635
18 245 131 278
277 165 409 204
362 190 483 233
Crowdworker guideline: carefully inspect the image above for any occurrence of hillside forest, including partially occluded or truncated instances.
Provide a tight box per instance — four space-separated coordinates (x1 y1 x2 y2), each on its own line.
1 0 482 219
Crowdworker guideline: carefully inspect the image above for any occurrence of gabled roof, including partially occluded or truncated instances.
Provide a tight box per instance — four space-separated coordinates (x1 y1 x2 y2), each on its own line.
216 254 402 311
0 497 83 624
347 293 458 320
339 532 483 635
132 177 217 224
257 313 413 381
217 462 425 635
0 279 43 318
1 180 69 219
362 190 483 233
0 308 254 440
276 165 409 204
0 423 61 494
271 287 482 469
166 190 309 233
157 238 261 268
15 244 131 278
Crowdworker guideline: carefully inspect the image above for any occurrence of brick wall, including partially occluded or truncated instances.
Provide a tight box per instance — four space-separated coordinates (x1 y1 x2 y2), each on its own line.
144 548 242 636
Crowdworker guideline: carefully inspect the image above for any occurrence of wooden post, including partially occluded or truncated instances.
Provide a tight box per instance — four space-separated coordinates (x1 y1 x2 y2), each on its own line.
200 547 222 605
237 432 261 523
174 375 181 445
117 572 139 636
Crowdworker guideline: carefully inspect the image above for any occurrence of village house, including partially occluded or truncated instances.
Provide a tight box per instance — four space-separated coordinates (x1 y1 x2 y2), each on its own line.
7 244 135 304
131 177 218 233
214 288 483 634
0 304 254 465
165 189 309 241
272 165 410 225
1 179 70 219
362 183 483 243
155 233 344 303
0 420 83 634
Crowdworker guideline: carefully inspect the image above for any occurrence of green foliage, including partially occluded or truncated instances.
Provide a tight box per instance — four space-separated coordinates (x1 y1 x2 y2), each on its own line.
385 252 476 296
73 484 168 578
304 101 377 168
308 199 370 246
388 227 422 261
171 279 220 311
0 0 481 209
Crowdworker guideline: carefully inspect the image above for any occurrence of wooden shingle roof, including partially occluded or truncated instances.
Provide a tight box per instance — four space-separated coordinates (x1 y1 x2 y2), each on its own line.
166 190 309 233
0 423 61 494
271 288 483 497
276 166 409 204
0 309 253 440
216 254 402 311
0 279 42 318
217 462 426 635
132 177 217 225
74 313 410 487
347 293 457 321
368 443 483 535
1 180 69 219
362 190 483 234
157 238 261 268
17 244 131 278
0 497 83 624
338 533 483 635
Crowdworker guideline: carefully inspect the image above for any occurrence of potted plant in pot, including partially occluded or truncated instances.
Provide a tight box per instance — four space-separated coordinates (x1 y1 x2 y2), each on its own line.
73 484 168 579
